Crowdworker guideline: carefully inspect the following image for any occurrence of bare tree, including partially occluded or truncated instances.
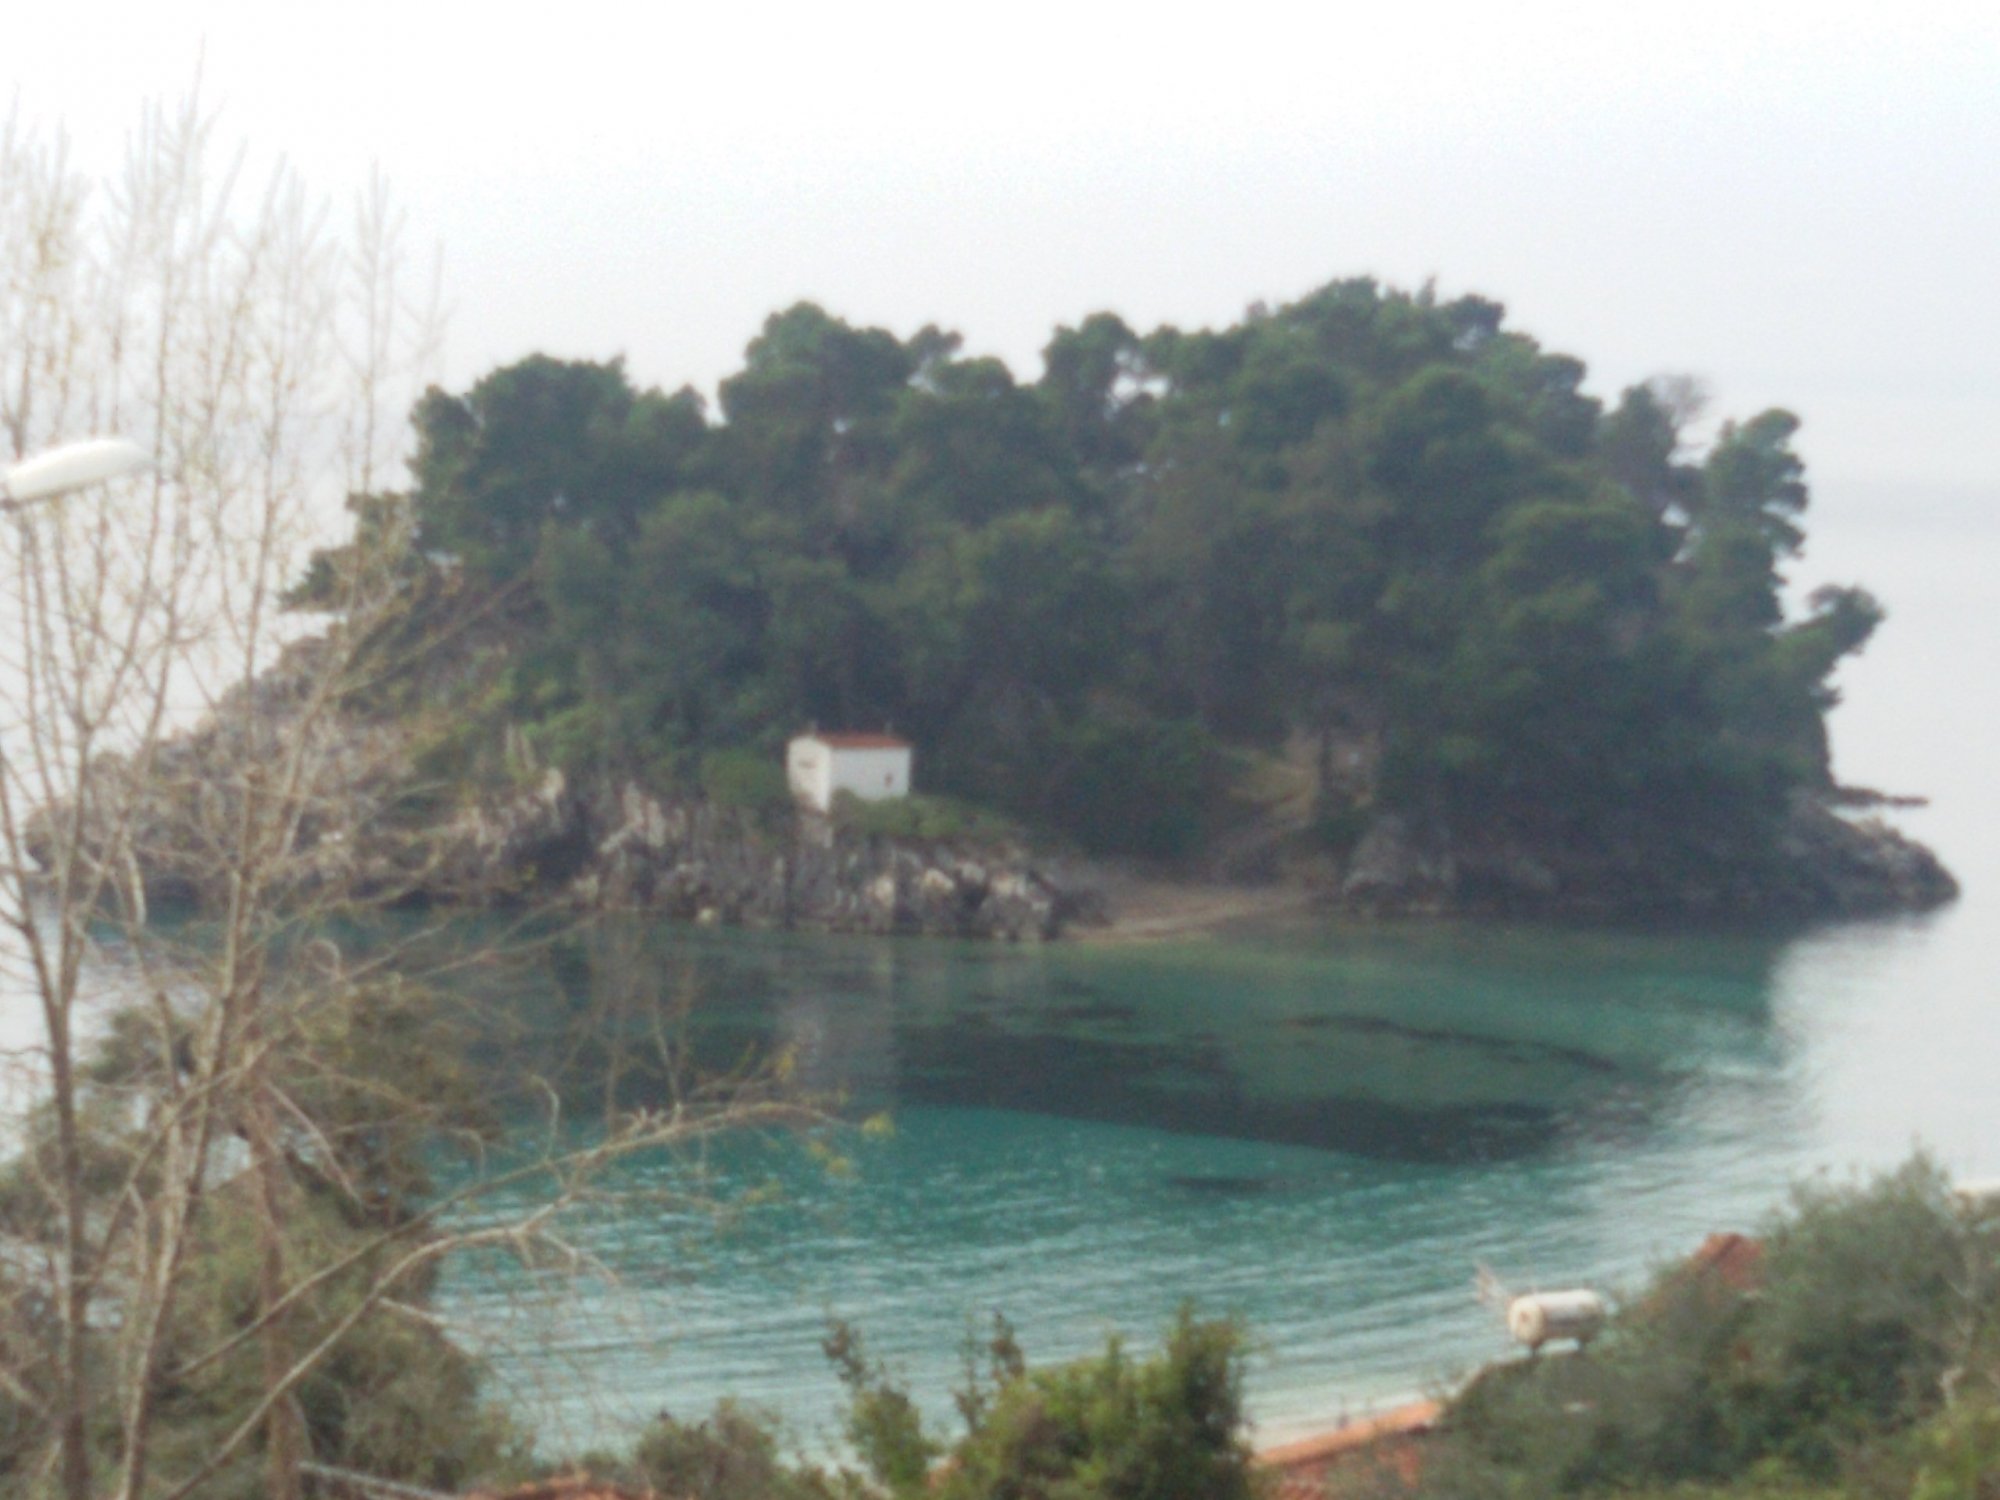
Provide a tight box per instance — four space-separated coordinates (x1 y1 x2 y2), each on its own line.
0 94 813 1500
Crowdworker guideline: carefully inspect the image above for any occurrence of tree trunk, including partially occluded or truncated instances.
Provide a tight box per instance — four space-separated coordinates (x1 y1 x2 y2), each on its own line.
251 1038 303 1500
50 1014 93 1500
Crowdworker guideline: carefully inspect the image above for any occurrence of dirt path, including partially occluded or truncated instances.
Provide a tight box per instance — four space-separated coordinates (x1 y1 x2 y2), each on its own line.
1073 874 1317 943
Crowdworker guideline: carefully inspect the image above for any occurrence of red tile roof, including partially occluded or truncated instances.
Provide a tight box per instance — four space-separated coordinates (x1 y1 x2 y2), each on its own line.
805 731 910 749
1258 1399 1441 1499
1684 1231 1765 1292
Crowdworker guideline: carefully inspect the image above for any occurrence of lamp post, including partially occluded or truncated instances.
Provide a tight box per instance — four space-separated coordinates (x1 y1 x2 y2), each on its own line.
1 437 148 510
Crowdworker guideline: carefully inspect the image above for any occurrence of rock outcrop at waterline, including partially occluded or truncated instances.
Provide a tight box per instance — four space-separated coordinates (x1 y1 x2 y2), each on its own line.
1327 795 1959 921
420 773 1081 940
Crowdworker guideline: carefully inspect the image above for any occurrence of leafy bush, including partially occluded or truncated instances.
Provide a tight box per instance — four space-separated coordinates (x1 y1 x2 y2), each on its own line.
701 748 792 813
1911 1394 2000 1500
834 792 1021 845
824 1321 942 1499
631 1398 853 1500
0 984 524 1499
936 1309 1255 1500
1733 1157 1973 1469
107 1190 523 1500
828 1308 1255 1500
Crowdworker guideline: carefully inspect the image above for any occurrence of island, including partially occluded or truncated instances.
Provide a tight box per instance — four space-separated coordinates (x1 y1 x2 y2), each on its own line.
186 279 1953 933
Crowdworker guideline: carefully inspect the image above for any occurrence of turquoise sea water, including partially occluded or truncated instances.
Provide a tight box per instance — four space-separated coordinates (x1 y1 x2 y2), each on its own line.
432 482 2000 1454
432 899 1988 1454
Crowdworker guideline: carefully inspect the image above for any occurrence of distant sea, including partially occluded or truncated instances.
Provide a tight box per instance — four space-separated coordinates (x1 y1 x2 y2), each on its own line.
434 476 2000 1457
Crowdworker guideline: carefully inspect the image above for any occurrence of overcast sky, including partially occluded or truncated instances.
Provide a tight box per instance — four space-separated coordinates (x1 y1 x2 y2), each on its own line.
7 1 1996 505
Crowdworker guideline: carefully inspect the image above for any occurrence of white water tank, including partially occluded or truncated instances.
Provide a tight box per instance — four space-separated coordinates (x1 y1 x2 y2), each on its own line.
1507 1290 1606 1352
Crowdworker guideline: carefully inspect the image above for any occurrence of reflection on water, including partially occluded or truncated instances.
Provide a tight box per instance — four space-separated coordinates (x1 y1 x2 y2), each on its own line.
664 920 1791 1168
436 916 1844 1453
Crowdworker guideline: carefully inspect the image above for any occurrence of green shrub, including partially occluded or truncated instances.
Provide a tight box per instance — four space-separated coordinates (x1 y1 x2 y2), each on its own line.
1735 1157 1970 1470
1593 1472 1850 1500
524 701 615 779
834 792 1021 845
828 1308 1255 1500
631 1398 851 1500
113 1190 523 1500
939 1309 1254 1500
701 749 792 813
822 1321 942 1500
1912 1394 2000 1500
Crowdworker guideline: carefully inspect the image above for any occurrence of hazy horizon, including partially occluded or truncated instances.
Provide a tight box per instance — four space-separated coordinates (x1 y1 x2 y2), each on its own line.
6 1 1994 504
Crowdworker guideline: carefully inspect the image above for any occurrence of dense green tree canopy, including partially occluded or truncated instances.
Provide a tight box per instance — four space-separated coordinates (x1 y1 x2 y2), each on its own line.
396 281 1878 862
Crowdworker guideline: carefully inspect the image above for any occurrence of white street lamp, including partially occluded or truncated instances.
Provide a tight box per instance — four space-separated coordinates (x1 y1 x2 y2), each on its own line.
1 437 149 510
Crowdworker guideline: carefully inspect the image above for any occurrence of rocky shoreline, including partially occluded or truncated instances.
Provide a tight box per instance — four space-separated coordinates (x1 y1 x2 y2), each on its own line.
38 635 1957 938
420 773 1091 941
1326 795 1959 923
327 768 1963 938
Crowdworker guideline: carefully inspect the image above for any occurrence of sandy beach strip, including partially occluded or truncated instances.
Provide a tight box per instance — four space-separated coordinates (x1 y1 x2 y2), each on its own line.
1072 873 1317 943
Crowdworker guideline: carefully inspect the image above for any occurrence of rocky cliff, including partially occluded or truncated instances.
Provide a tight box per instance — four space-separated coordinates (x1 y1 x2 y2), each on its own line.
1327 795 1958 921
417 773 1085 940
